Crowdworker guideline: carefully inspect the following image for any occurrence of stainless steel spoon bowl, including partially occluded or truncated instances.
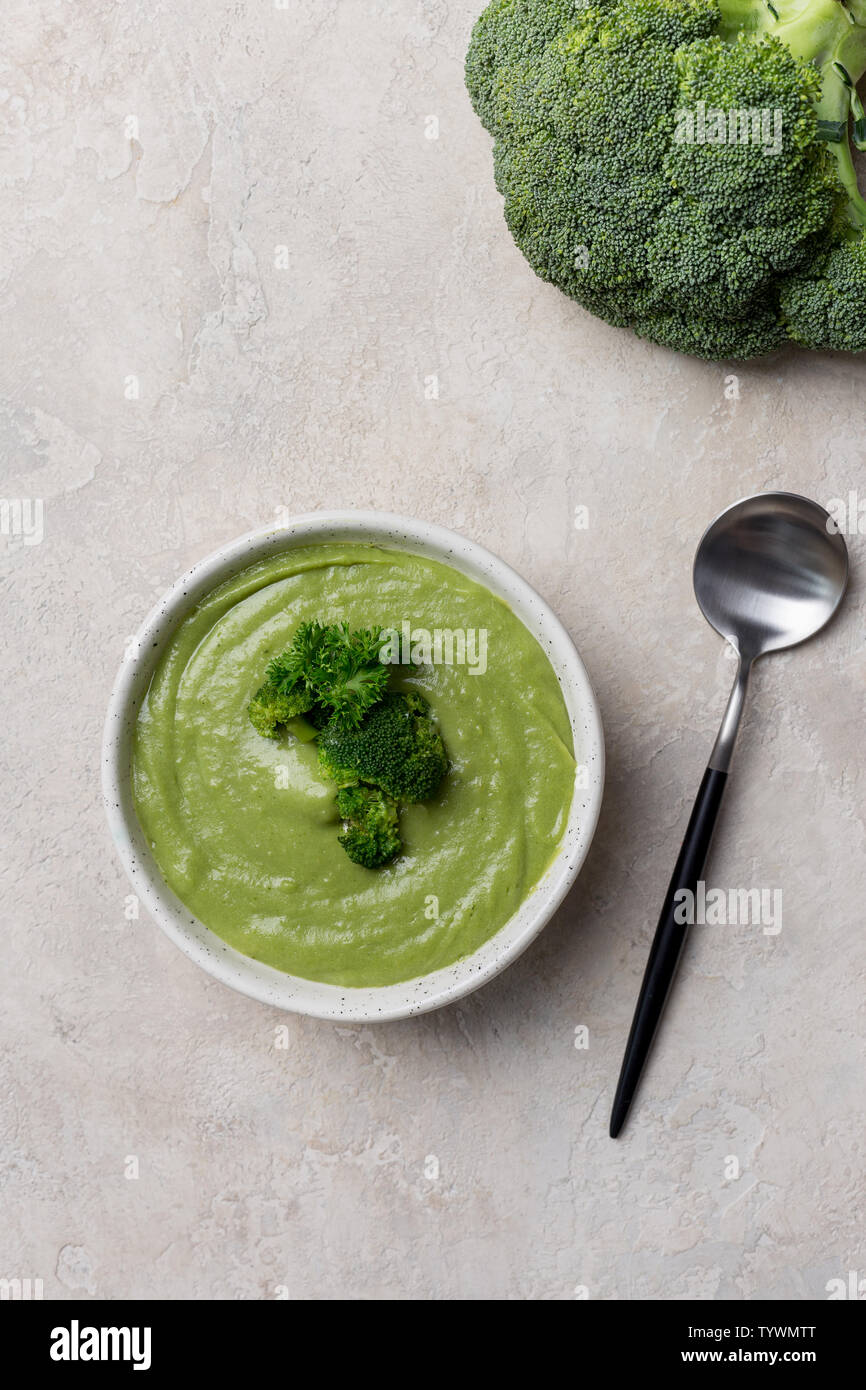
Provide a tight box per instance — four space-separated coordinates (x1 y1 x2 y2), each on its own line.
610 492 849 1137
697 493 849 775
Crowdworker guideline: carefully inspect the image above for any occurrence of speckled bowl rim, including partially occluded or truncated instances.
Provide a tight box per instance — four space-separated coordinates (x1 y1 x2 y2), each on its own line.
102 511 605 1021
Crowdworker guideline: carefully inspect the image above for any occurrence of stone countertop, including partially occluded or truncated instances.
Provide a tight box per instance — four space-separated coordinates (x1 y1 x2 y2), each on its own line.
1 0 864 1301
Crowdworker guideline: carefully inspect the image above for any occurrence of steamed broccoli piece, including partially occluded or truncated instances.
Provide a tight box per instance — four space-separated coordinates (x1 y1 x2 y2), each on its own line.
318 692 449 803
248 681 314 738
247 624 450 869
465 0 866 359
335 785 402 868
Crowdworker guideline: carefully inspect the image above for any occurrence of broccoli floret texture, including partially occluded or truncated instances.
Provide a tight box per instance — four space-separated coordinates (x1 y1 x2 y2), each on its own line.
318 692 449 804
247 622 450 870
466 0 866 358
248 681 313 738
336 785 402 868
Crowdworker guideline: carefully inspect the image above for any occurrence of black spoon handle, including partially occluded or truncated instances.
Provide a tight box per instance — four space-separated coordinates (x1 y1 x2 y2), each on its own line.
609 765 729 1138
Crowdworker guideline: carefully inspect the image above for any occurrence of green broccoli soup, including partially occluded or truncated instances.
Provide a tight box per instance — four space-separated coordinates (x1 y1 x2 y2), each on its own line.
132 543 577 988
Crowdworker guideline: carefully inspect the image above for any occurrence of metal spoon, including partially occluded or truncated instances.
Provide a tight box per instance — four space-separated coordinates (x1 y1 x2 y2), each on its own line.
610 492 849 1138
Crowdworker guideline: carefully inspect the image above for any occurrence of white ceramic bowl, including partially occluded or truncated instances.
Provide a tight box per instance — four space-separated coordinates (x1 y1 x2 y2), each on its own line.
103 511 604 1021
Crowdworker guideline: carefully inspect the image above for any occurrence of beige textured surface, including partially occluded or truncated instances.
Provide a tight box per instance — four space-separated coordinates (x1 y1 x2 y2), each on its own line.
2 0 864 1301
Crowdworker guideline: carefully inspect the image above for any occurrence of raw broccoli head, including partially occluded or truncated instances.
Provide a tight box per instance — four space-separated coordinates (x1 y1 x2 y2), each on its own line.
318 692 449 803
466 0 866 358
335 784 402 868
